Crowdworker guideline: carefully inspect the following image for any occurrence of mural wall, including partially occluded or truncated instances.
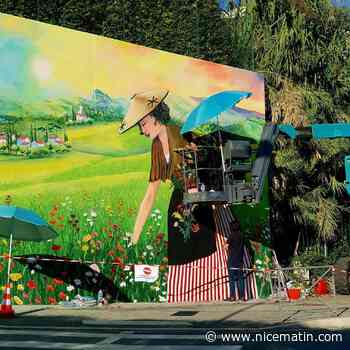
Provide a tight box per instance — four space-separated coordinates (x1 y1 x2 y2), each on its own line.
0 13 267 304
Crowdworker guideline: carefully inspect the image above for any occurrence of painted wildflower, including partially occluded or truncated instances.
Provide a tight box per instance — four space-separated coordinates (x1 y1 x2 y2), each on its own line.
13 296 23 305
66 285 75 292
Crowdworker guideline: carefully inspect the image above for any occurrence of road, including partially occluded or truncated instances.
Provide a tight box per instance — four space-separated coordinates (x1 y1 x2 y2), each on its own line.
0 322 349 349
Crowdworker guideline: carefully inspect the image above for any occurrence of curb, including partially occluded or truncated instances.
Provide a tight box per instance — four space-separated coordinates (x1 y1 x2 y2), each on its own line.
82 320 193 327
296 317 350 330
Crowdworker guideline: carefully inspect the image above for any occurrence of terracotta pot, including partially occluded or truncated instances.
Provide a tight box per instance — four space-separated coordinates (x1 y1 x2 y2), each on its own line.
314 278 329 295
287 288 301 300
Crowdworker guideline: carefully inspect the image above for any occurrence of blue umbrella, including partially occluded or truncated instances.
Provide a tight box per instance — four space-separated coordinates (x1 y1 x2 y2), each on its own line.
0 205 58 286
180 90 252 134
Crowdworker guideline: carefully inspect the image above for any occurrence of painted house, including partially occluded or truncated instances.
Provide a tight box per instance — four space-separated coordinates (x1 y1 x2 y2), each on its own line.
76 105 89 122
0 133 7 145
48 135 64 145
31 140 45 148
17 135 30 146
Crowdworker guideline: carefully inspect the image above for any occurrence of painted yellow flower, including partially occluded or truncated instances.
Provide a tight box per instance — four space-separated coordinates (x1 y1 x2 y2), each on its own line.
172 212 183 221
9 273 23 282
13 296 23 305
82 234 92 242
17 284 24 292
264 256 271 264
81 244 89 252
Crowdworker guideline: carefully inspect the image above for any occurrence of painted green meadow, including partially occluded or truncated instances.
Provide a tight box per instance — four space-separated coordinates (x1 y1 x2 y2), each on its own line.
0 123 172 304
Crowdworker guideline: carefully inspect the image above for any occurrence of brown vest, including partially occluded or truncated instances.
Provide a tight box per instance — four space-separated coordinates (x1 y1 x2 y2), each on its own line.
149 125 186 182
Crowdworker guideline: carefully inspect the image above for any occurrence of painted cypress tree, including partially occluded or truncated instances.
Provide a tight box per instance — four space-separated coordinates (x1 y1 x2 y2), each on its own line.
30 124 34 143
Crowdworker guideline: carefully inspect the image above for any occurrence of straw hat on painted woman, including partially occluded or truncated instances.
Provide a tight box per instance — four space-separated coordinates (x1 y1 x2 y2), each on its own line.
119 89 169 134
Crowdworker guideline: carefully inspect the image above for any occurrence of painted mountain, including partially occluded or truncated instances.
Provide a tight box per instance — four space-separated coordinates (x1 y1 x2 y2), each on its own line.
80 89 128 121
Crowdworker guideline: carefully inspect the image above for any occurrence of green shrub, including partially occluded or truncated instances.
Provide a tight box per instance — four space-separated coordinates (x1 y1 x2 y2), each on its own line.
29 146 50 158
11 144 19 152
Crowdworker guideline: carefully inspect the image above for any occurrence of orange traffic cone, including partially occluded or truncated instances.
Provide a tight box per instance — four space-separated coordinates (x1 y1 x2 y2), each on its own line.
0 284 15 318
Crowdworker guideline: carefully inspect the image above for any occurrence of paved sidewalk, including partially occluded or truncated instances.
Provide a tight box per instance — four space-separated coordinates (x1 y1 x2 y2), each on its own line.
5 295 350 330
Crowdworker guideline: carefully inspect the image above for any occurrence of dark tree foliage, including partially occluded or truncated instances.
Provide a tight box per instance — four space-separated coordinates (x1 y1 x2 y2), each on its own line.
37 0 71 26
102 0 232 64
59 0 112 34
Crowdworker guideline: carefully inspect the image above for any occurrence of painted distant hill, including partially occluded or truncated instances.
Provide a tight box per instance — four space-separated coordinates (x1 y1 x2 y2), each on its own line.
0 96 80 121
80 89 128 121
0 89 129 122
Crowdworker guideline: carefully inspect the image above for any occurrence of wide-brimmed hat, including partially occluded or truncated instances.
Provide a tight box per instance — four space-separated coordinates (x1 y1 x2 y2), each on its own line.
119 89 169 134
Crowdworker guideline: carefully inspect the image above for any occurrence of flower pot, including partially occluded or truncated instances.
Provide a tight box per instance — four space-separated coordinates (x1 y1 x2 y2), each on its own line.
287 288 301 300
314 278 329 295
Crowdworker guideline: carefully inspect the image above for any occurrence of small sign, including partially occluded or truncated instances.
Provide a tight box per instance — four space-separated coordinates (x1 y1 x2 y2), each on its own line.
134 264 159 283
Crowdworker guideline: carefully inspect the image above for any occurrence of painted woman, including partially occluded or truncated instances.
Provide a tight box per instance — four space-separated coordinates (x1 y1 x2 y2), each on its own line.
119 90 256 302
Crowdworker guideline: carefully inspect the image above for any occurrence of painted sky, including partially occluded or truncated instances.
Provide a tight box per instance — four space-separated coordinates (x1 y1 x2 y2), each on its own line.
0 13 265 114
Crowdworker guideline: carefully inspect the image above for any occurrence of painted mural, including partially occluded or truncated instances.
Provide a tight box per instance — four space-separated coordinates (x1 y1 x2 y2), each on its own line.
0 13 267 304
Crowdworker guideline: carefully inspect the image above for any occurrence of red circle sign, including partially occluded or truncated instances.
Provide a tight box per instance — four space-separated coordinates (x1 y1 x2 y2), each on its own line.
143 267 152 275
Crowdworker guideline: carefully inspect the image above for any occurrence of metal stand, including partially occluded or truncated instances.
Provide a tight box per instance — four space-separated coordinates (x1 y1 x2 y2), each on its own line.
6 233 13 286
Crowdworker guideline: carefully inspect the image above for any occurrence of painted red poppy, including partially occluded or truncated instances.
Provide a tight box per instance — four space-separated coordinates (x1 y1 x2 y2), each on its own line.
48 296 57 304
113 257 124 268
116 243 125 254
155 233 165 242
191 223 200 233
46 284 55 292
107 250 115 257
27 280 37 290
53 278 64 285
51 245 62 251
59 291 66 301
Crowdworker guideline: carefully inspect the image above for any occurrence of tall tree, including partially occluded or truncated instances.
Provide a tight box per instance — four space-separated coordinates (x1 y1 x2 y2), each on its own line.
60 0 112 34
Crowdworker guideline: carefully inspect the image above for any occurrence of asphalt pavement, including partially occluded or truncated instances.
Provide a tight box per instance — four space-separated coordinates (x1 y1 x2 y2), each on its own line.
0 295 349 349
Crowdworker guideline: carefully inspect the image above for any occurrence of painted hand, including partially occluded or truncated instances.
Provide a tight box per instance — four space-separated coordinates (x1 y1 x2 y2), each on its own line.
131 234 139 245
185 142 198 152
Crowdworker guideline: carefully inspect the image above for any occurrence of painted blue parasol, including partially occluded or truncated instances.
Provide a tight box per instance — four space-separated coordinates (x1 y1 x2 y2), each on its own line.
180 90 252 134
0 205 58 286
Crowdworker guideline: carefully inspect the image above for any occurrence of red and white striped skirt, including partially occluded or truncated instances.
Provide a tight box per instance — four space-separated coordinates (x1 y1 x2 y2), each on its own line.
167 232 229 302
167 234 258 302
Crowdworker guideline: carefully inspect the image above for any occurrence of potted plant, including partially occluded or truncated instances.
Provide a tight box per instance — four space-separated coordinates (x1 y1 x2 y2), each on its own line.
287 259 308 300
